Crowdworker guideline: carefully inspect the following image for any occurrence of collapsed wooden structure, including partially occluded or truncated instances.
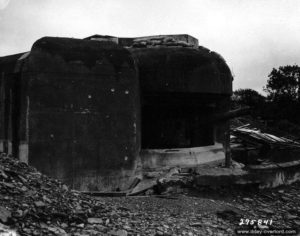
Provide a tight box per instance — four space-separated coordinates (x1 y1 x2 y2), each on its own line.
231 124 300 165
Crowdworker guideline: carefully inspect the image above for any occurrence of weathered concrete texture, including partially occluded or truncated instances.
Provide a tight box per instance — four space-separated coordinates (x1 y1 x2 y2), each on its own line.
248 161 300 188
0 37 140 191
26 37 140 191
193 160 300 189
141 144 225 170
129 44 232 153
85 34 199 48
129 43 232 153
129 47 232 95
133 34 199 47
0 34 234 191
193 167 251 187
0 52 28 156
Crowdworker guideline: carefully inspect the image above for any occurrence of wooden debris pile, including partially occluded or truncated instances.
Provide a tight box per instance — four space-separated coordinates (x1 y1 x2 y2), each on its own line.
232 124 300 148
231 124 300 165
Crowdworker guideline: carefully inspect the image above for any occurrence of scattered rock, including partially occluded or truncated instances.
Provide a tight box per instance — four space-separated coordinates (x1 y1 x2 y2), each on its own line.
34 201 46 207
293 220 300 226
285 213 298 220
190 222 202 227
0 206 11 223
76 223 85 228
87 218 103 224
260 209 274 214
108 229 128 236
242 197 253 202
62 184 69 191
1 153 300 235
232 161 245 169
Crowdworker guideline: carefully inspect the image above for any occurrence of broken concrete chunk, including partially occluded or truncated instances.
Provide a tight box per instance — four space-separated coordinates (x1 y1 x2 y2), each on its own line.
34 201 46 207
62 184 69 191
87 218 103 224
76 223 85 228
47 226 68 236
0 206 11 223
3 182 14 188
0 170 8 179
15 209 23 218
108 229 128 236
189 222 202 227
129 178 157 195
232 161 245 169
42 195 52 203
242 197 253 202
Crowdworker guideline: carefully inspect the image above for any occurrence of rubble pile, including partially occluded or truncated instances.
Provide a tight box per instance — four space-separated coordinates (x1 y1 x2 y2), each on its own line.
129 167 194 196
1 153 300 235
0 153 131 236
0 153 242 236
104 181 300 235
231 124 300 165
131 37 194 48
232 125 300 148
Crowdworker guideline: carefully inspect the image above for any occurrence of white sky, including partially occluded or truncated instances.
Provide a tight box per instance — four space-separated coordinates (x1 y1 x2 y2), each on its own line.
1 0 300 93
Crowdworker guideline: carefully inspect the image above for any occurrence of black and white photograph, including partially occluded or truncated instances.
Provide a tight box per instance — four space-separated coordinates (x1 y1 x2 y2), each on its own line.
0 0 300 235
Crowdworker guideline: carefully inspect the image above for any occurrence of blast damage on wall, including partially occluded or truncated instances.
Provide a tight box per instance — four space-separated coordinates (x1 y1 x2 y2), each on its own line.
0 34 232 191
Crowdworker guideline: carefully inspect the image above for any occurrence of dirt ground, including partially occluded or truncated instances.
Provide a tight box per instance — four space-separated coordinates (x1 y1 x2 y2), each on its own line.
1 154 300 236
99 183 300 235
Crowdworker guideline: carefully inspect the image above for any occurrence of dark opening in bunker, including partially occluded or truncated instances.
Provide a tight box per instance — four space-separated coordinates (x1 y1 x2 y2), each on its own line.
141 94 215 149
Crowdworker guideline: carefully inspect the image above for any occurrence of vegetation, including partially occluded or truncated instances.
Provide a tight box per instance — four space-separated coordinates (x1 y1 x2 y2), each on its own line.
264 65 300 102
233 64 300 137
264 65 300 123
231 88 266 116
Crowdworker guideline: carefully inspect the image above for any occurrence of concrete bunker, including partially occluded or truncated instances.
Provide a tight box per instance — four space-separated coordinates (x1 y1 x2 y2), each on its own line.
126 37 232 170
0 34 233 191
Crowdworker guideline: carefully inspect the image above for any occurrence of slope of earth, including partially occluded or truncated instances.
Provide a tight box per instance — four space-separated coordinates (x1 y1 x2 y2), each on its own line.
1 153 300 236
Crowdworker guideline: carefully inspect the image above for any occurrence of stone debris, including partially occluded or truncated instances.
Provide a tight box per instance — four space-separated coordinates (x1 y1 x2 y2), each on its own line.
1 152 300 235
128 167 195 196
87 218 103 224
100 181 300 235
131 36 194 48
0 206 11 223
0 153 131 235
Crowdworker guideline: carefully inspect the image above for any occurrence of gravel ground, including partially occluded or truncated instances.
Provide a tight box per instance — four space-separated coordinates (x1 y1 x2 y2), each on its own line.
1 153 300 235
99 183 300 235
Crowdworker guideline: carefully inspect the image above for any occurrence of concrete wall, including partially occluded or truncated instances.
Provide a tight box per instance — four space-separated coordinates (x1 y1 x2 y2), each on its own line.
0 35 233 191
129 46 232 154
0 54 17 153
141 143 225 170
85 34 199 48
19 37 140 191
129 47 232 95
131 34 199 47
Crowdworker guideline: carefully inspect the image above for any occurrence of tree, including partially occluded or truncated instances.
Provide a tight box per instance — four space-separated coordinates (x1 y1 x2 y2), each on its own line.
231 88 267 118
264 65 300 102
263 65 300 123
232 88 266 108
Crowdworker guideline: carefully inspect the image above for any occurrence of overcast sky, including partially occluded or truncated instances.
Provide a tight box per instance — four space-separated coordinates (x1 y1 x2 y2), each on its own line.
1 0 300 93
